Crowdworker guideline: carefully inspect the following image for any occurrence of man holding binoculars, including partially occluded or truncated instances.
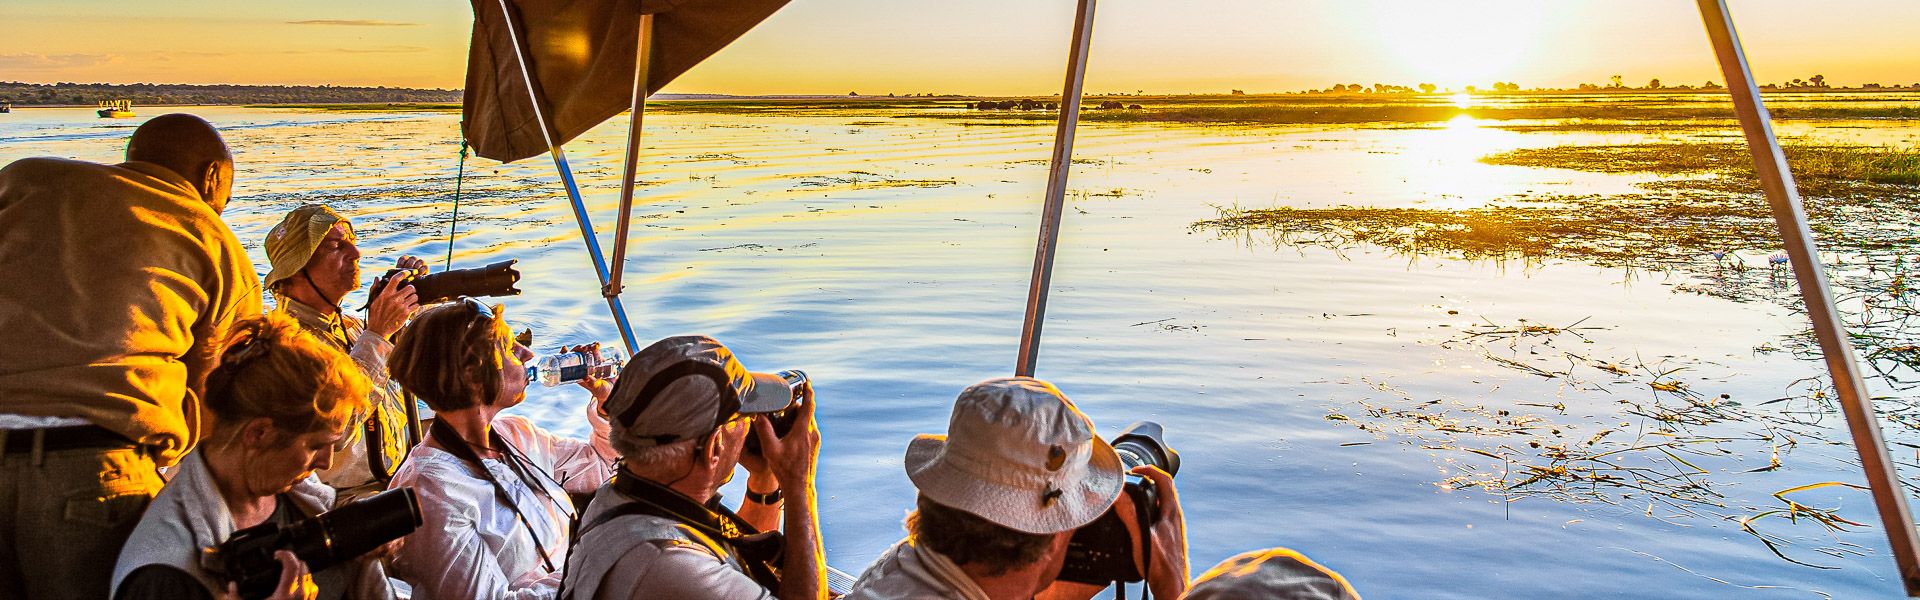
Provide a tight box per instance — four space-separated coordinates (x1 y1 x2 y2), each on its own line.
262 204 424 504
845 377 1191 600
561 335 827 600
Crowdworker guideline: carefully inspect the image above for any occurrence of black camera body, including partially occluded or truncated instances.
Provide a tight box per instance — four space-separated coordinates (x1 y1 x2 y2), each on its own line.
363 259 522 309
743 370 809 455
1057 421 1180 586
210 488 423 600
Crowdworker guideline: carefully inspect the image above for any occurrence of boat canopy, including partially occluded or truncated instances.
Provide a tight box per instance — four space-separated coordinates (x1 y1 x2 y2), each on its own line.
462 0 790 162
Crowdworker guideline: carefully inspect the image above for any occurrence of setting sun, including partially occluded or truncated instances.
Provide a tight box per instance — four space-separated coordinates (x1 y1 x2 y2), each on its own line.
1365 1 1554 90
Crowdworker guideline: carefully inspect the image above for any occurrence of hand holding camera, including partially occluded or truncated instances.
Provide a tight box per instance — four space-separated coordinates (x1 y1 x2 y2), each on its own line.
1058 421 1185 592
1129 464 1189 600
751 373 819 491
210 488 422 600
366 269 420 338
219 551 314 600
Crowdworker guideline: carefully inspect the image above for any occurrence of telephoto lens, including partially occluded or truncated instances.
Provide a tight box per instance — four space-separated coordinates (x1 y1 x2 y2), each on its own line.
1111 421 1181 477
1058 421 1179 586
213 488 424 600
743 370 808 455
363 259 521 309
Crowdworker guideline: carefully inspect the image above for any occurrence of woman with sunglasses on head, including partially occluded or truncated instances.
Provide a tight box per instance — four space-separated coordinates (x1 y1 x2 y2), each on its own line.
111 313 394 600
385 298 617 600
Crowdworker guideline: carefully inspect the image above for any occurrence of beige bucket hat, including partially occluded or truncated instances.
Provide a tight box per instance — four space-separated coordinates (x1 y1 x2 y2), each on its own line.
905 377 1124 534
1186 547 1361 600
263 204 353 290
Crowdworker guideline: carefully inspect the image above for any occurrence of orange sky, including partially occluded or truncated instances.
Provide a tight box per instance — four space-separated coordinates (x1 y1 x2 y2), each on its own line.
3 0 1917 95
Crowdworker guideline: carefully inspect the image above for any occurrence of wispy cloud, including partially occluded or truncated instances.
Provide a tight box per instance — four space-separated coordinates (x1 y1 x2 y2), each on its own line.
333 46 431 54
0 53 124 70
286 19 420 27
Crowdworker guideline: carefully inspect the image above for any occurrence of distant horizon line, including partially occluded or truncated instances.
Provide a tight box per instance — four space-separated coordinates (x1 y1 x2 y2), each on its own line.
7 79 1920 98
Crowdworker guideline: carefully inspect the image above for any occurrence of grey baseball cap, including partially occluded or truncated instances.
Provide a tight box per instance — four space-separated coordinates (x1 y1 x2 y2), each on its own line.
602 335 795 448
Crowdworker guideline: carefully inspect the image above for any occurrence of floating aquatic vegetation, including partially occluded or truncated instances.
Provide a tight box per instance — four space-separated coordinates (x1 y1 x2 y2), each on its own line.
1323 312 1914 569
791 171 958 190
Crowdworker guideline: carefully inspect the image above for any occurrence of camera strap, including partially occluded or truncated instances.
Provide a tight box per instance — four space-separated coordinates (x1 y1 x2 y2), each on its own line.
427 419 565 573
582 469 784 589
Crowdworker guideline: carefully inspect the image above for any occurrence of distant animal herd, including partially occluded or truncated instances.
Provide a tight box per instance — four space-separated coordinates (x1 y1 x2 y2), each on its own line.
967 99 1143 110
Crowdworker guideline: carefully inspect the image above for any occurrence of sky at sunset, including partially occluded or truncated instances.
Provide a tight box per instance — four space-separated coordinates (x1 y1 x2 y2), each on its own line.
3 0 1917 95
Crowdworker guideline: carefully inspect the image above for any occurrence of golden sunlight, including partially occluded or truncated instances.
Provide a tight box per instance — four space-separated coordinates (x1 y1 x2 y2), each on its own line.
1366 1 1553 90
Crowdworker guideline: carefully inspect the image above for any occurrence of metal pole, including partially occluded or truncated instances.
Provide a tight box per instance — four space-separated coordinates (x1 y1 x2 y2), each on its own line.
606 14 654 307
1697 1 1920 593
495 0 640 353
1014 0 1097 377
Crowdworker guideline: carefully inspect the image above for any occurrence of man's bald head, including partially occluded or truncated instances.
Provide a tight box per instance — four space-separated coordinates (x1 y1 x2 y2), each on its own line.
126 114 235 212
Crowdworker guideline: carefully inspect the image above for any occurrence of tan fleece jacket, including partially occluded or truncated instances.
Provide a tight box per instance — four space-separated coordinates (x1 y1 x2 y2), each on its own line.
0 157 262 466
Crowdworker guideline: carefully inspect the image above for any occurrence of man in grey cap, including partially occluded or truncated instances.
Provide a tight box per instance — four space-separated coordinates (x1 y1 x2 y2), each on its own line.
845 377 1191 600
561 335 826 600
1186 548 1359 600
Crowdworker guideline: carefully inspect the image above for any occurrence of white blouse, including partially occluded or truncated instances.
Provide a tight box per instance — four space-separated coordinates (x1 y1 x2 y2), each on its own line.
388 411 615 600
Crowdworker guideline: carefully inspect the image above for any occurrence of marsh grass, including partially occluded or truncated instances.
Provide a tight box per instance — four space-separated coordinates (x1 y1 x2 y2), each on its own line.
1483 143 1920 194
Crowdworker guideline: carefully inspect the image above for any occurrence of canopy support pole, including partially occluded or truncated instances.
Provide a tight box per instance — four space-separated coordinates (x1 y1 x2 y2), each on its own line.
1015 0 1097 377
1697 1 1920 593
606 14 654 314
496 0 639 353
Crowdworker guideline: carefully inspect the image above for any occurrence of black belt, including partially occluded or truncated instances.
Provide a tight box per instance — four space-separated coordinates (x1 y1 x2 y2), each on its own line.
1 425 139 454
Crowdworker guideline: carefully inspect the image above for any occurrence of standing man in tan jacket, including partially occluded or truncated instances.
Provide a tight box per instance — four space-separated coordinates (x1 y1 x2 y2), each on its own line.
0 114 261 600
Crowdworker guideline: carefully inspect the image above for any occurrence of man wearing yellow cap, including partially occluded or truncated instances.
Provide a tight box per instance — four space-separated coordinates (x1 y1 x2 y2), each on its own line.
263 204 424 503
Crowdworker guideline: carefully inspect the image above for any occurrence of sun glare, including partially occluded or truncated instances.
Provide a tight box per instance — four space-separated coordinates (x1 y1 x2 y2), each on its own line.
1451 93 1474 108
1364 1 1554 90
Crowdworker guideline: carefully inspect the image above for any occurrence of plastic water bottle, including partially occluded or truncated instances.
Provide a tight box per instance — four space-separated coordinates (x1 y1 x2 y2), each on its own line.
528 345 627 387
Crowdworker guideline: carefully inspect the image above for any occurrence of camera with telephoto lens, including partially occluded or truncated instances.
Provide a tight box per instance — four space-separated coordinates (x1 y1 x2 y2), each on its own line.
1057 421 1180 586
362 259 522 309
742 369 809 455
208 488 423 600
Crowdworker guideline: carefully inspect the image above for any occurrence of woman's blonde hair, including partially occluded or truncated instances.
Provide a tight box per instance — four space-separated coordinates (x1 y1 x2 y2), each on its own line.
204 312 370 435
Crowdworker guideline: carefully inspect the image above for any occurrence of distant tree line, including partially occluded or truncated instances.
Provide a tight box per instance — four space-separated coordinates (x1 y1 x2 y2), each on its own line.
0 81 462 106
1288 74 1920 96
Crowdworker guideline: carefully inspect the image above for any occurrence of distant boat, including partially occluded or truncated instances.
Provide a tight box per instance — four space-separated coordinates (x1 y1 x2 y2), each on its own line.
0 103 11 114
97 100 134 118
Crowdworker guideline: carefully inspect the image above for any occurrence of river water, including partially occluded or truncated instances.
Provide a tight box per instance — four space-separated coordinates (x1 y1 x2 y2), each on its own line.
6 100 1920 598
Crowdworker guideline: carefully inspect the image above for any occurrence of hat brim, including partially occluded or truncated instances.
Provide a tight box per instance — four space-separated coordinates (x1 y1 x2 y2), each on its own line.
738 371 796 414
903 433 1125 534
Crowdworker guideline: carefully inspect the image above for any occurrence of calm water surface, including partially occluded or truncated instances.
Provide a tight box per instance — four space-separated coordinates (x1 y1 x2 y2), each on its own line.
6 101 1920 598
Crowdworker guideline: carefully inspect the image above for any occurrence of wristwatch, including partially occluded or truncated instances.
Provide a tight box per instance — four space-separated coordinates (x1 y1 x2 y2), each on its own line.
744 487 783 504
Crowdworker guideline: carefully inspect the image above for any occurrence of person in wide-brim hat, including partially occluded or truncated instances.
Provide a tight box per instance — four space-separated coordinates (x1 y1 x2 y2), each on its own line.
260 203 426 505
844 377 1193 600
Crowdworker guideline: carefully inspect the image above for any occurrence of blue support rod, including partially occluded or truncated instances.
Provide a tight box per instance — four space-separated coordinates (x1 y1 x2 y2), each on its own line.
495 0 639 354
548 145 641 353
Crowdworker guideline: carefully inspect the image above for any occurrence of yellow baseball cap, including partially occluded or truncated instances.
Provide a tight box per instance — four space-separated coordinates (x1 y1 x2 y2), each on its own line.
263 204 353 290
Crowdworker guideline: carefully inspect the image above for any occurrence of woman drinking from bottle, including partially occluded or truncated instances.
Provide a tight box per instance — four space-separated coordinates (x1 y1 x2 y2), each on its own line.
384 298 616 600
111 313 394 600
